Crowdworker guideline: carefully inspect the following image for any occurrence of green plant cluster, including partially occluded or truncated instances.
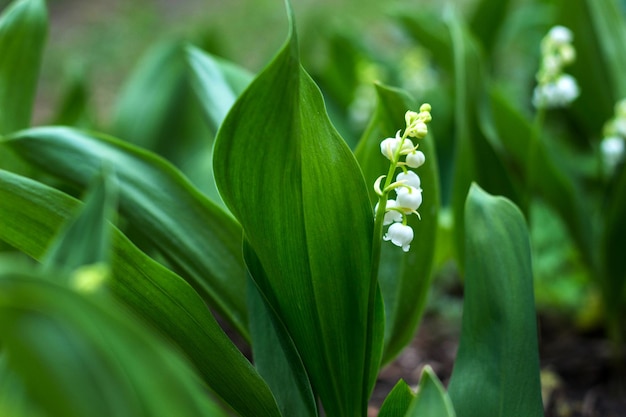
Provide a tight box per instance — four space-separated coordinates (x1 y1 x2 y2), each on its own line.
0 0 624 416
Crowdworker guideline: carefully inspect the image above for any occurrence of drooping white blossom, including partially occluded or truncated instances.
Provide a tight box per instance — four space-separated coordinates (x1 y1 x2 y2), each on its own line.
534 26 578 109
396 186 423 211
375 104 432 252
406 150 425 168
383 223 414 252
396 170 421 191
375 200 403 225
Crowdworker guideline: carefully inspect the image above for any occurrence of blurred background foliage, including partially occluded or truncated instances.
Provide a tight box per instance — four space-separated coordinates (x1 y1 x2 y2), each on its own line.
3 0 625 354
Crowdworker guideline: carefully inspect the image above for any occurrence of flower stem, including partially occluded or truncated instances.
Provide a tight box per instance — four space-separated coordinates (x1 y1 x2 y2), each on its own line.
362 129 409 409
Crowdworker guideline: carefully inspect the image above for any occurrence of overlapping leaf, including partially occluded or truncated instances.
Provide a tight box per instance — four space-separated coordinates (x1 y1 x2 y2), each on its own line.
0 170 281 417
0 267 228 417
213 9 377 416
2 128 249 337
0 0 46 134
111 40 218 198
355 84 439 363
448 184 543 417
406 366 456 417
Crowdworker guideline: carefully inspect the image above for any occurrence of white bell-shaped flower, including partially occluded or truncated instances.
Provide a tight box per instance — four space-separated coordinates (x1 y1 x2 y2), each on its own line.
395 171 421 191
547 25 573 45
383 223 414 252
375 200 403 225
380 132 414 160
406 150 426 168
396 186 422 211
601 136 625 173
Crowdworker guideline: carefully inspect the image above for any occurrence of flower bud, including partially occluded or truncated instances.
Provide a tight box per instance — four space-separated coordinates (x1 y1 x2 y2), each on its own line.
396 170 421 190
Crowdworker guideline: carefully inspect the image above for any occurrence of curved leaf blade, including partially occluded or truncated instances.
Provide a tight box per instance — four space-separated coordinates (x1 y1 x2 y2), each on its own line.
2 127 249 337
377 379 414 417
186 45 253 132
448 184 543 417
245 241 318 417
0 0 46 134
213 12 375 416
355 83 440 363
406 366 456 417
0 170 282 417
0 269 228 417
41 169 116 275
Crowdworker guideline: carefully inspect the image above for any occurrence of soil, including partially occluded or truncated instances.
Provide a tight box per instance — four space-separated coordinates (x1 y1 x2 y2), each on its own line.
368 309 626 417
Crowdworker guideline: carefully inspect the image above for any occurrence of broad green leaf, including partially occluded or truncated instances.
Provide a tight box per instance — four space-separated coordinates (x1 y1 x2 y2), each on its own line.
213 8 377 416
585 0 626 99
186 45 253 132
0 170 282 417
245 241 318 417
185 45 253 207
405 366 456 417
41 169 116 275
446 11 522 269
50 65 93 128
2 127 249 337
469 0 511 56
355 84 439 363
448 184 543 417
0 0 46 134
0 352 44 417
0 268 228 417
377 380 414 417
111 40 217 198
395 11 454 72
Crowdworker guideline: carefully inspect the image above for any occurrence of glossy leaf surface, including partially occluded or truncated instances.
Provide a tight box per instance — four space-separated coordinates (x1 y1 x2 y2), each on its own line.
405 366 456 417
213 12 377 416
448 184 543 417
0 170 281 417
0 0 46 134
2 127 249 337
0 268 227 417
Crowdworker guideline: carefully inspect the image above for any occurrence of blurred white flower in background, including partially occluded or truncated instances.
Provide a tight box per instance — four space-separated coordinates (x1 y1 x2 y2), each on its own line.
533 25 579 109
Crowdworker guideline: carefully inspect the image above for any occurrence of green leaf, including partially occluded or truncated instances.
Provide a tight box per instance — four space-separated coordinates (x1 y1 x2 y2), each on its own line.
245 241 318 417
354 84 440 363
213 8 377 416
186 45 253 133
405 366 456 417
584 0 626 99
448 184 543 417
0 267 228 417
0 352 45 417
2 127 249 338
469 0 511 56
50 64 93 128
111 40 218 198
377 380 414 417
0 0 46 134
0 170 282 417
41 169 116 275
446 11 522 269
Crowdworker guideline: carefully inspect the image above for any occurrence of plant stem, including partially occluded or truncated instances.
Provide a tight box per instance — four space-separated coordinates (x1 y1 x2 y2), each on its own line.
362 130 409 411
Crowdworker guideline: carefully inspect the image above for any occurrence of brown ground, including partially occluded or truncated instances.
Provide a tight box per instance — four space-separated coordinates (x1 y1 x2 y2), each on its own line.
368 310 626 416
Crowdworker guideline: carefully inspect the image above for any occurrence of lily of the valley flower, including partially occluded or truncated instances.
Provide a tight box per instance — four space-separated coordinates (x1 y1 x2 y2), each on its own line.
383 223 414 252
533 25 579 109
375 104 432 251
600 98 626 175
